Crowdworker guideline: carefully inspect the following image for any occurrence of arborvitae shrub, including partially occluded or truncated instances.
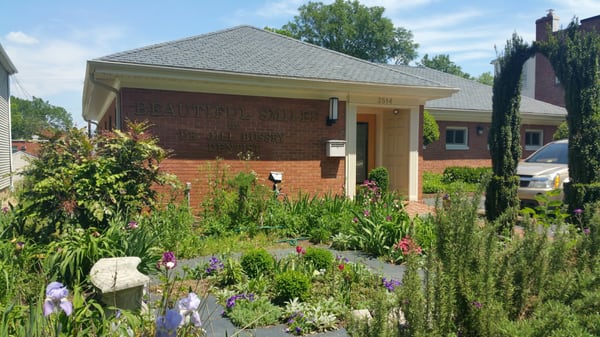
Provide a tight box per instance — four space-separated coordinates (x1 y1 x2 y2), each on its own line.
273 270 311 304
240 248 275 279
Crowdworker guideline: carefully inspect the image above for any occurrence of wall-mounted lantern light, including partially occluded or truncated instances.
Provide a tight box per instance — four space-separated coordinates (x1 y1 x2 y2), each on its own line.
393 109 400 115
327 97 339 126
476 125 484 135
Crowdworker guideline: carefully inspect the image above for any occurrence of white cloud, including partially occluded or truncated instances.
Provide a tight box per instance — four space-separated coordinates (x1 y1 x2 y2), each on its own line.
3 26 126 126
5 31 39 45
254 0 306 18
551 1 600 21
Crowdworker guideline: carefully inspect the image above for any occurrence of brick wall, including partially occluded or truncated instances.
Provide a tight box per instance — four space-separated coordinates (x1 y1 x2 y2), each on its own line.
102 88 346 206
422 121 558 173
534 13 600 107
535 12 565 107
11 140 43 156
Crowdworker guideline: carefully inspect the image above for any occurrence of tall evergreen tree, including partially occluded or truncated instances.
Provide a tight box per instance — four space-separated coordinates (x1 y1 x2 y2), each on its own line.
536 20 600 212
485 34 535 226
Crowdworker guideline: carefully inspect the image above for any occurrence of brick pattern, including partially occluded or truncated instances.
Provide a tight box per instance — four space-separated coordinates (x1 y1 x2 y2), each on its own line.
534 13 600 107
98 88 346 207
422 121 558 173
11 140 42 156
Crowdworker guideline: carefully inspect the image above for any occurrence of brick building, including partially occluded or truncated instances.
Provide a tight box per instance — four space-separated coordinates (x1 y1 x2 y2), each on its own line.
394 66 566 173
82 26 457 205
522 11 600 107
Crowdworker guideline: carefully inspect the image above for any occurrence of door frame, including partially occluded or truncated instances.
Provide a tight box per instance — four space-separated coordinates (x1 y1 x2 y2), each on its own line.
356 114 376 181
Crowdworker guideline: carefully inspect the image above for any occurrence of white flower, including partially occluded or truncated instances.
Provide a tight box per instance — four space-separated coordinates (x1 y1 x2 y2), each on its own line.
177 292 202 328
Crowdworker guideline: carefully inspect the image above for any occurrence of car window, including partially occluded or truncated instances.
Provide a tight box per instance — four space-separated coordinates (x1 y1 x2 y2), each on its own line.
525 142 568 164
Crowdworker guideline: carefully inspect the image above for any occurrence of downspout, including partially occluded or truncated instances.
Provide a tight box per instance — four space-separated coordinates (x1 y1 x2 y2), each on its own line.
87 73 121 131
7 94 13 191
86 120 98 138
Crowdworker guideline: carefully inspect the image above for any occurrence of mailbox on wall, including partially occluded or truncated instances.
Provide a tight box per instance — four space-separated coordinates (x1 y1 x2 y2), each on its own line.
326 140 346 157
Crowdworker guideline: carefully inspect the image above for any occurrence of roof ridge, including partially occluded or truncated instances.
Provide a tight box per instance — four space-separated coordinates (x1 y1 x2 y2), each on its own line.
97 25 254 61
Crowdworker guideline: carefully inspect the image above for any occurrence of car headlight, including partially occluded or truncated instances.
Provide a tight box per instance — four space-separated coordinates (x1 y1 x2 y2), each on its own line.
529 175 560 189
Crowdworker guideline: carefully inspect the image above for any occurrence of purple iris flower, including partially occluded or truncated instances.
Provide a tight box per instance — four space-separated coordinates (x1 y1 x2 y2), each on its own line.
43 282 73 316
160 251 177 270
382 277 402 292
155 308 182 337
177 292 202 328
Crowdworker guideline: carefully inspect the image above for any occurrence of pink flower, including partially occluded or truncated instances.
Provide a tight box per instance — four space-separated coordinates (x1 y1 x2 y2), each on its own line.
393 236 422 255
128 221 138 229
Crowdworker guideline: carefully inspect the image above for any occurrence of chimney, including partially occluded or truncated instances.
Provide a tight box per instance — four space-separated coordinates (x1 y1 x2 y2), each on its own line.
536 9 560 42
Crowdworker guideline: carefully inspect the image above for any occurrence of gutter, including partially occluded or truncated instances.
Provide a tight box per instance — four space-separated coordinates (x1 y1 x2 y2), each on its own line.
86 72 121 131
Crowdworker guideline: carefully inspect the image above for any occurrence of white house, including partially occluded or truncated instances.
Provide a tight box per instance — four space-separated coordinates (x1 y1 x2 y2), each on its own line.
0 44 17 190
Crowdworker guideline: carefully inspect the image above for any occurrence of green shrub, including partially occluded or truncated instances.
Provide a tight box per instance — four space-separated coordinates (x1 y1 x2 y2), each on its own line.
15 122 169 243
226 296 282 328
442 166 492 184
303 247 334 270
423 172 444 194
240 248 275 279
368 167 389 192
309 227 331 244
142 202 200 258
274 270 311 304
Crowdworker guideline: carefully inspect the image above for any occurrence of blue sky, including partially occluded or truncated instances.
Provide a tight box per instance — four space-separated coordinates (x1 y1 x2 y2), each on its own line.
2 0 599 127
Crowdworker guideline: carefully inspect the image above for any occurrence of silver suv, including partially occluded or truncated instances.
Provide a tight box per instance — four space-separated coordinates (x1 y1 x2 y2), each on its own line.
517 139 569 206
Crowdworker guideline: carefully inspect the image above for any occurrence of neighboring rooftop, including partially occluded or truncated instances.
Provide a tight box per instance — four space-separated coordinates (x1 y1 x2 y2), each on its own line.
388 65 566 117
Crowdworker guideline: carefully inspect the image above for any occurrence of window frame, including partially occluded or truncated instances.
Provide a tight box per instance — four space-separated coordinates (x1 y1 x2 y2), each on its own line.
525 129 544 151
445 127 469 150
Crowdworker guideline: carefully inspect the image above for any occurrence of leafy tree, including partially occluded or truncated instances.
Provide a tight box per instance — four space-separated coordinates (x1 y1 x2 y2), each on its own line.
10 96 73 139
485 34 535 226
263 26 293 37
282 0 418 64
553 120 569 140
423 110 440 146
476 71 494 86
418 54 471 79
15 121 170 243
419 54 495 85
537 20 600 212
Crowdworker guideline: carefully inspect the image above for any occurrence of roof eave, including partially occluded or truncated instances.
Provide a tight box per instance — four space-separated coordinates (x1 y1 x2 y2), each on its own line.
0 44 17 74
83 60 458 122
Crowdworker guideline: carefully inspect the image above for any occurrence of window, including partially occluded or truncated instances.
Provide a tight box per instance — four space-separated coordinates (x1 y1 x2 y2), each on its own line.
525 130 543 151
445 127 469 150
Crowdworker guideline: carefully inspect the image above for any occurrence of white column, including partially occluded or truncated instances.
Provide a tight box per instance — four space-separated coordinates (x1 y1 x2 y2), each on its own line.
408 107 420 201
345 104 357 199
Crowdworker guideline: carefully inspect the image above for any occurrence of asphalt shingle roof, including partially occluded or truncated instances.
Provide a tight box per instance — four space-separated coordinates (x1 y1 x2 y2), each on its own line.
388 65 566 116
97 25 448 89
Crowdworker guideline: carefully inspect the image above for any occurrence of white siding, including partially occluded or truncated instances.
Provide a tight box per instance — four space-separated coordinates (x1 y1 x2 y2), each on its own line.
0 67 11 190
